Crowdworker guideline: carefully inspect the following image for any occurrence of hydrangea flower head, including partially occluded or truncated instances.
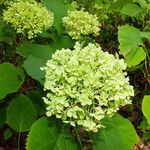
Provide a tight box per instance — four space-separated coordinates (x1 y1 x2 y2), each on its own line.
42 42 134 132
62 10 100 39
3 1 54 39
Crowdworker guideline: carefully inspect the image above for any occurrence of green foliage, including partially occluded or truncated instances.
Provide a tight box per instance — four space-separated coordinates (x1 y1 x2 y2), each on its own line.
16 43 54 60
41 0 67 33
27 90 46 116
118 25 143 56
142 95 150 125
4 128 12 140
23 56 46 84
7 94 37 132
0 105 7 128
26 117 79 150
121 4 142 17
92 114 139 150
118 25 147 67
0 19 15 45
17 43 56 83
125 47 146 67
0 63 25 100
0 0 150 149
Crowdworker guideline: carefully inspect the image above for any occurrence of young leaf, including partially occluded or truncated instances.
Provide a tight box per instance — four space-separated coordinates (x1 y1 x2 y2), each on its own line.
26 117 79 150
121 4 142 17
92 114 139 150
125 47 146 67
0 63 25 100
41 0 67 33
142 95 150 125
7 94 37 132
118 25 143 56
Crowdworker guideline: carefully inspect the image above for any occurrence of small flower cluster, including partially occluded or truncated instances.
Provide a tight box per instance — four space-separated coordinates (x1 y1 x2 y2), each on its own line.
42 42 134 132
62 10 100 39
3 1 54 39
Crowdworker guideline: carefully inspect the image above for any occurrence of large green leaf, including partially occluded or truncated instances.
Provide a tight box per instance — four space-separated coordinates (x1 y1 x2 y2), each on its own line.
121 4 142 17
26 117 79 150
16 43 55 60
0 63 25 100
125 47 146 67
7 95 37 132
142 95 150 125
92 114 139 150
41 0 67 33
23 56 45 84
118 25 143 56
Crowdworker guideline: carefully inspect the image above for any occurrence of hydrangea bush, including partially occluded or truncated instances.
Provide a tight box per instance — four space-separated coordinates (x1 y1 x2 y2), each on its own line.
3 1 54 39
42 42 134 132
62 10 100 39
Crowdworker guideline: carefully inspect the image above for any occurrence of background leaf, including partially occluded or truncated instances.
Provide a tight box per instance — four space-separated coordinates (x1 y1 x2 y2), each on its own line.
92 114 139 150
121 4 142 17
0 105 7 128
142 95 150 125
26 117 79 150
0 19 15 45
111 0 133 10
27 90 46 116
0 63 25 100
41 0 67 33
7 94 37 132
140 32 150 39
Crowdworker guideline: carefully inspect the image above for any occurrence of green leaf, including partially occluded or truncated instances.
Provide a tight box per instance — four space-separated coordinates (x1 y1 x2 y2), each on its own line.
121 4 142 17
0 105 7 128
118 25 143 56
0 19 15 45
7 94 37 132
0 0 7 4
138 117 149 132
16 43 55 60
92 114 139 150
111 0 133 10
26 117 79 150
142 95 150 125
0 63 25 100
27 90 46 116
41 0 67 33
23 56 45 84
140 32 150 39
4 128 12 140
125 47 146 67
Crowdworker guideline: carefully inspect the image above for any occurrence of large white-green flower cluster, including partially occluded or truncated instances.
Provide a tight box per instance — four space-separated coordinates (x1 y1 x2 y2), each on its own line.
42 42 134 132
62 10 100 39
3 1 54 39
